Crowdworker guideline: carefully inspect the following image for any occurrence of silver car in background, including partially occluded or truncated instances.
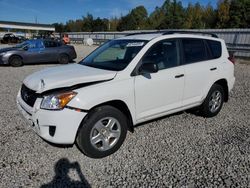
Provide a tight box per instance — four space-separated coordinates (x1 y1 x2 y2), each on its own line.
0 39 77 66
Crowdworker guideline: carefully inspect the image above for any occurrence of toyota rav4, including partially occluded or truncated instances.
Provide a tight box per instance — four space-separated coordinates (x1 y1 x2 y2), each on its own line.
17 31 235 158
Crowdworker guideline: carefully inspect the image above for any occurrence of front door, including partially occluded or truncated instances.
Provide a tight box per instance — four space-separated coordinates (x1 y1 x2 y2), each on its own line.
23 40 45 63
134 39 184 121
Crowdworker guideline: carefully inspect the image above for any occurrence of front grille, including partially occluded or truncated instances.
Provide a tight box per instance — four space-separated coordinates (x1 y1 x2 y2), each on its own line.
21 84 38 107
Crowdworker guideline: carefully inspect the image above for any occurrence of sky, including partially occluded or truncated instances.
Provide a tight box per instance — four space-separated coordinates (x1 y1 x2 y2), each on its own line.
0 0 217 24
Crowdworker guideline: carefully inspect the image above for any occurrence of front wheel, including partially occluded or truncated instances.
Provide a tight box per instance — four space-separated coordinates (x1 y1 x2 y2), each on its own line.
76 106 128 158
199 84 224 117
9 56 23 67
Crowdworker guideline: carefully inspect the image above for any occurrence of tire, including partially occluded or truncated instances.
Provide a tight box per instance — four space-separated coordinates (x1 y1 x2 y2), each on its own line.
9 56 23 67
76 105 128 158
58 54 69 64
199 84 224 117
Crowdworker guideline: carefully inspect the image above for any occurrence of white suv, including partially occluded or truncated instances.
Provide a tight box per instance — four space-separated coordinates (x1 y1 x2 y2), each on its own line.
17 31 235 158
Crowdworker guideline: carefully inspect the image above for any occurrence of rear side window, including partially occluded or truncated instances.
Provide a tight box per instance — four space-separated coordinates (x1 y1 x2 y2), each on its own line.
182 39 207 64
44 41 59 48
206 40 222 59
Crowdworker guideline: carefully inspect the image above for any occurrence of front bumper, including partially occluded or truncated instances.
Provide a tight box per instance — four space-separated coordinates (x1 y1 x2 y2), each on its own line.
16 90 87 144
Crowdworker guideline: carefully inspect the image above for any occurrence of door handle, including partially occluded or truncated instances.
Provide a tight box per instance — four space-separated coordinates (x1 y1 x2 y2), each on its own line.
175 74 184 78
210 67 217 71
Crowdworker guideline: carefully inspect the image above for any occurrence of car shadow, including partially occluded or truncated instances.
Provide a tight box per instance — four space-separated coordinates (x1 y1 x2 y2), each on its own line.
40 158 91 188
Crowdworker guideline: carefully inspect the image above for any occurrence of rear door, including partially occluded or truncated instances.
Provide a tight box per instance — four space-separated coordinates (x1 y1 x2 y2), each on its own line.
181 38 218 106
135 39 185 121
41 40 60 62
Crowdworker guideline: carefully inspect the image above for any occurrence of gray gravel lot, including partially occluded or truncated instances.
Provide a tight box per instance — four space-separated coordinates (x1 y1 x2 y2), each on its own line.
0 44 250 187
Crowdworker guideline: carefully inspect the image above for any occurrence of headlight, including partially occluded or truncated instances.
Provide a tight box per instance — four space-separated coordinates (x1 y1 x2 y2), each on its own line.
41 91 77 110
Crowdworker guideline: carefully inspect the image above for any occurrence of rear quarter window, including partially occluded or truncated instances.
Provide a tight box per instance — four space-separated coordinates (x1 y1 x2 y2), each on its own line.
206 40 222 59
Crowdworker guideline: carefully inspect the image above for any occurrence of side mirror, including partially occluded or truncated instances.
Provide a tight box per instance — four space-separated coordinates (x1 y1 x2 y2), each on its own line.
139 62 158 74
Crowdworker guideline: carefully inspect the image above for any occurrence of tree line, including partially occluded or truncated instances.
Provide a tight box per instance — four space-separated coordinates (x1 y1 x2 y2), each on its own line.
53 0 250 32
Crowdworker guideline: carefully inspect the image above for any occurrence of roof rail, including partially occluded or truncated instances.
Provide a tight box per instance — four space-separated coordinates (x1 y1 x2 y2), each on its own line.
126 31 163 36
162 30 218 38
125 30 218 38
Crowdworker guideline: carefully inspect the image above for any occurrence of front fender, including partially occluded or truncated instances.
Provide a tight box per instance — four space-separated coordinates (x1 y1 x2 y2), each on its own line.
68 78 136 124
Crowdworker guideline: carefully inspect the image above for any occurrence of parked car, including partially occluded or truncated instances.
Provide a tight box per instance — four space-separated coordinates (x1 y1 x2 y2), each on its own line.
17 35 27 42
1 33 20 44
0 39 77 66
17 31 235 158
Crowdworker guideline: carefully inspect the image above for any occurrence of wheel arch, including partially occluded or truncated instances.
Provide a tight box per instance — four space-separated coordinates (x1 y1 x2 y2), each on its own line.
213 79 229 102
8 54 23 64
59 52 70 58
92 100 134 132
76 100 134 139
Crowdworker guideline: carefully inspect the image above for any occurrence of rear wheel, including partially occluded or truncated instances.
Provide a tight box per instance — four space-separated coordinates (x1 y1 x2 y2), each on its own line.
9 56 23 67
58 54 69 64
76 105 128 158
199 84 224 117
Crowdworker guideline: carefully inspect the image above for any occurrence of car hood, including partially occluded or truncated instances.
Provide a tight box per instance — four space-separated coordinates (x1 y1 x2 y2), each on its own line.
0 47 16 53
23 63 117 93
0 47 23 53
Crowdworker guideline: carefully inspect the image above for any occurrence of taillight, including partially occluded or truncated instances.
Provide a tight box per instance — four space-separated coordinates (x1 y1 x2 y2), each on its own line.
228 56 236 65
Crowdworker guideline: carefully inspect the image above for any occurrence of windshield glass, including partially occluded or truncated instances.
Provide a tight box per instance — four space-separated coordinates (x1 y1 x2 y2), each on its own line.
79 39 147 71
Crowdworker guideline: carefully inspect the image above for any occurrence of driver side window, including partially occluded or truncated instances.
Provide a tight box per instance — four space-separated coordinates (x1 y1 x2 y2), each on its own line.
28 43 36 49
142 39 179 70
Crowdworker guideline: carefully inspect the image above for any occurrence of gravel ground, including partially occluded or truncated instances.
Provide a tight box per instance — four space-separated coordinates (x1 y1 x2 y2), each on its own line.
0 44 250 187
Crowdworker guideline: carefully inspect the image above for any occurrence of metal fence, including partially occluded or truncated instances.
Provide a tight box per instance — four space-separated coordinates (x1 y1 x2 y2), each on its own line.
60 29 250 57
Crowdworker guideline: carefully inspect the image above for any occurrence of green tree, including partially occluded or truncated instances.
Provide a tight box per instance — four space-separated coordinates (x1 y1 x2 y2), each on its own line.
109 17 119 31
183 3 194 28
157 0 172 29
192 2 204 28
202 4 216 28
52 23 65 33
92 18 108 31
65 20 75 32
229 0 250 28
117 14 137 31
172 0 185 28
147 6 165 29
52 0 250 32
158 0 185 29
216 0 230 28
117 6 148 31
82 14 94 31
130 6 148 29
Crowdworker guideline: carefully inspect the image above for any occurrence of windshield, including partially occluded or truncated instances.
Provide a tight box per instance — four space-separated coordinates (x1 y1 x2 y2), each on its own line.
79 39 147 71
